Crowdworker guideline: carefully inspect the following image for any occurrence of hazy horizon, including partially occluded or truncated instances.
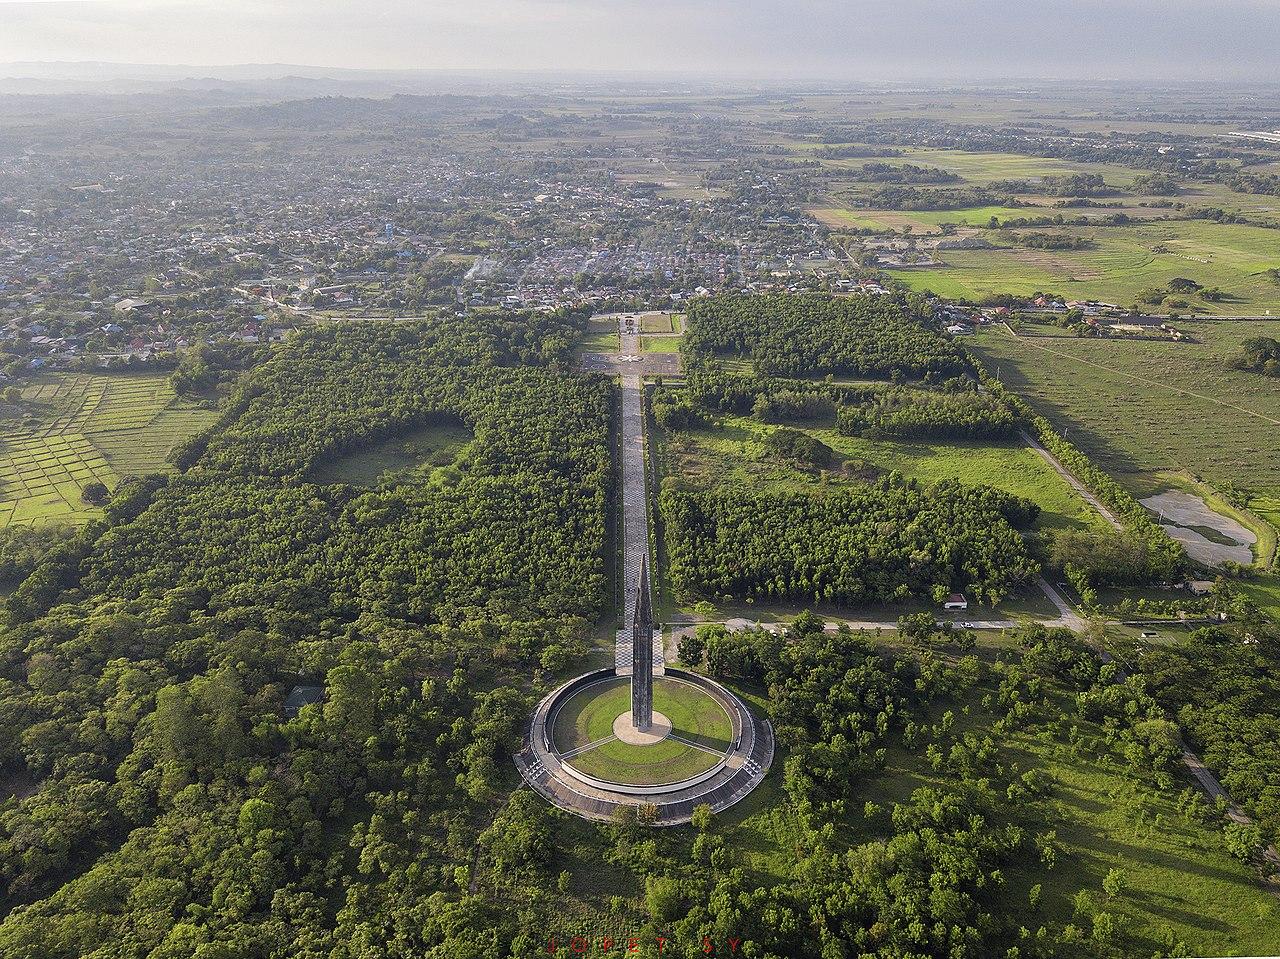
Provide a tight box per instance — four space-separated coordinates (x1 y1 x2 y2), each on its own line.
0 0 1277 84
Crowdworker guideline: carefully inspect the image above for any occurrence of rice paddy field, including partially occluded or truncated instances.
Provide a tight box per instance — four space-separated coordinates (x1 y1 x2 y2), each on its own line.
887 221 1280 313
0 372 219 527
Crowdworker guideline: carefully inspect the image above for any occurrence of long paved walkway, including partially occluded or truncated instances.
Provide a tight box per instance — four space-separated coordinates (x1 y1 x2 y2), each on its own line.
615 316 662 676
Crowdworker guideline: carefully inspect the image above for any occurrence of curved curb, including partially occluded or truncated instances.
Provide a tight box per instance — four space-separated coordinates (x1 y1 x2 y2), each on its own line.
516 667 773 825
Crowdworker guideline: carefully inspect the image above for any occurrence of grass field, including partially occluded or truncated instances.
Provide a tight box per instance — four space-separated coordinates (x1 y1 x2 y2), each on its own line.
0 372 219 527
640 312 681 333
661 413 1113 536
966 323 1280 491
798 146 1140 187
720 642 1280 957
888 220 1280 313
578 329 619 352
892 149 1141 187
640 335 682 353
308 422 472 487
553 676 733 785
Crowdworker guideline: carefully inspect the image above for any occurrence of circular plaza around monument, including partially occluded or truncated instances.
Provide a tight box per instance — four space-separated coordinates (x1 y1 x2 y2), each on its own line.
516 666 774 823
551 673 734 788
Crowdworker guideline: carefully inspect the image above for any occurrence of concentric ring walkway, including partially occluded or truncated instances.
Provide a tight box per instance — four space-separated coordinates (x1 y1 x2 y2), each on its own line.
516 669 774 825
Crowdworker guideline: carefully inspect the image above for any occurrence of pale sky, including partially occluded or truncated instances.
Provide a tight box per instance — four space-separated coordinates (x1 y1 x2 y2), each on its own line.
0 0 1277 81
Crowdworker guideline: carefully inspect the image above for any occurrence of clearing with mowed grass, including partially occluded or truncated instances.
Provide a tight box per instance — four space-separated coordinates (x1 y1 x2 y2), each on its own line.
0 371 218 527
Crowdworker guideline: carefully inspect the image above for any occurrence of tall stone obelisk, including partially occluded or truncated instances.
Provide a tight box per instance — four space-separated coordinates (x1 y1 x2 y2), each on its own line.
631 557 654 732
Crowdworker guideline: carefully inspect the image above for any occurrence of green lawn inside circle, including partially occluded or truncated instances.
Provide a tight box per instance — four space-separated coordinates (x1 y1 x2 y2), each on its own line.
551 676 736 786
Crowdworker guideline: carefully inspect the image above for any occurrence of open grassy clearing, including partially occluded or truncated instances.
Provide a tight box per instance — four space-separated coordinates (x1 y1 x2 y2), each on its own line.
792 144 1138 186
966 322 1280 491
577 329 619 352
307 421 472 487
639 312 681 333
640 335 682 352
0 372 218 527
889 220 1280 312
810 204 1038 233
892 148 1141 187
659 412 1113 536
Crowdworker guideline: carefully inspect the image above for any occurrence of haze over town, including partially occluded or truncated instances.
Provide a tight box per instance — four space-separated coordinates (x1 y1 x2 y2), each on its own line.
1 0 1279 81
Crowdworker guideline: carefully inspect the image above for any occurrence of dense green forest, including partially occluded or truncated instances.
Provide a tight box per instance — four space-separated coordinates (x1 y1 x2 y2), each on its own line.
0 298 1272 959
0 312 615 956
835 385 1016 440
660 480 1040 606
682 293 969 379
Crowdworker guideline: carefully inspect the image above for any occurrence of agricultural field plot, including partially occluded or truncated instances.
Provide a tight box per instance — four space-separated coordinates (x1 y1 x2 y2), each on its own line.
792 144 1139 187
0 372 219 527
890 148 1141 187
966 322 1280 492
0 434 116 527
811 202 1169 235
657 412 1114 536
810 204 1038 233
889 221 1280 312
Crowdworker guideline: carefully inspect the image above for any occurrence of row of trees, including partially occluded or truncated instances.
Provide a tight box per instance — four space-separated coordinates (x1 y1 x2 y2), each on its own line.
836 385 1016 440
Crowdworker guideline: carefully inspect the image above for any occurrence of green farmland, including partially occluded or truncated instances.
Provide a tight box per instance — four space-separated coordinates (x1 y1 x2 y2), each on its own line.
889 221 1280 313
811 204 1040 234
0 372 218 527
966 322 1280 492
